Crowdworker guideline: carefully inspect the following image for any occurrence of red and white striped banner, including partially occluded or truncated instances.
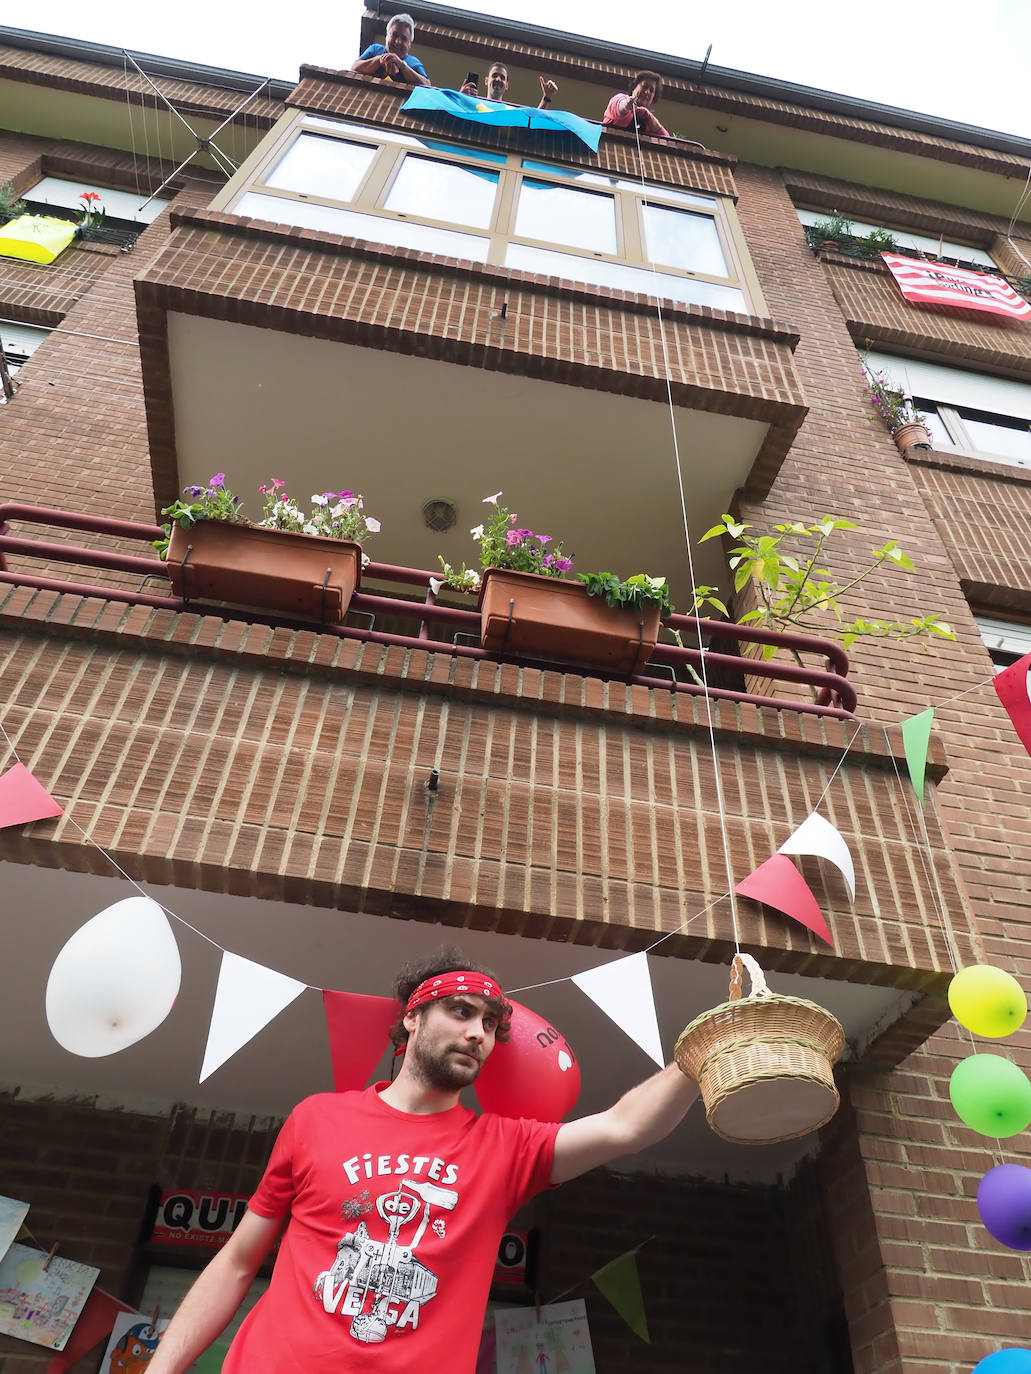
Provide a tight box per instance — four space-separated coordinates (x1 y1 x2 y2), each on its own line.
881 253 1031 320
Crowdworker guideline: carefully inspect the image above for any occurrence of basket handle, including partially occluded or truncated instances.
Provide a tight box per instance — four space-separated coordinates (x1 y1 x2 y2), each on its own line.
728 952 772 1002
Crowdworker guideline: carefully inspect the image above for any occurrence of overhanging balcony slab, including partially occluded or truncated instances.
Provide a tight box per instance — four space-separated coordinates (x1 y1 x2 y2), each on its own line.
2 861 946 1184
136 211 807 595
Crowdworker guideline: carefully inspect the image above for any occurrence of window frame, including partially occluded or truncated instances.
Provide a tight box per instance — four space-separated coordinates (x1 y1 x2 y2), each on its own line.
213 111 757 312
916 399 1031 470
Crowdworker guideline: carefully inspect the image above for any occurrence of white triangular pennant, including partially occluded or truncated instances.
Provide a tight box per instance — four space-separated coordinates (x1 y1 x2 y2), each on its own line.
778 811 856 901
200 952 307 1082
571 953 664 1067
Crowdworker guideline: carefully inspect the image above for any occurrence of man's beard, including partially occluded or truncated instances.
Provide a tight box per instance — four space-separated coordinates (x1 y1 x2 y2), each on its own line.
409 1038 481 1092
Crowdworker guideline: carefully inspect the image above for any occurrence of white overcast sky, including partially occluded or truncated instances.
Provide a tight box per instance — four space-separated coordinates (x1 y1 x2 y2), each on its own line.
19 0 1031 141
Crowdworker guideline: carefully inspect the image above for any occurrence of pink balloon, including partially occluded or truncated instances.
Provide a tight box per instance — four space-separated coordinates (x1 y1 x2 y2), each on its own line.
475 999 581 1121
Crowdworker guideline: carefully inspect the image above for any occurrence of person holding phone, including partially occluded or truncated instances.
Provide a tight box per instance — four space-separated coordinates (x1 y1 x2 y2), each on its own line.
352 13 431 87
460 62 558 109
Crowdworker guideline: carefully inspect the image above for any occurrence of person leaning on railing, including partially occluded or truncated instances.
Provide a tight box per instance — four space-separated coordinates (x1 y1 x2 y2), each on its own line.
352 12 431 87
602 69 670 138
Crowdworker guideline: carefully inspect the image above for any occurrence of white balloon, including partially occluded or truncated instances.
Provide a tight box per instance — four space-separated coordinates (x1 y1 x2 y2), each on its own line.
45 896 182 1057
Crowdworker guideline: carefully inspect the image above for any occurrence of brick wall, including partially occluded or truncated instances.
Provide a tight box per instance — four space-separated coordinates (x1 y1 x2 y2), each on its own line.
0 1090 279 1373
732 157 1031 1371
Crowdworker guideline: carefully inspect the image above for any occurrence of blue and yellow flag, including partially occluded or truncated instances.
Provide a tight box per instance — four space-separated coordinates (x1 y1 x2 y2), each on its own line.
401 88 602 152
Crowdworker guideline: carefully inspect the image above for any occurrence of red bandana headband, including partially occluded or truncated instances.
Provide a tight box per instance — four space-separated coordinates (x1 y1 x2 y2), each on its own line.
405 971 506 1015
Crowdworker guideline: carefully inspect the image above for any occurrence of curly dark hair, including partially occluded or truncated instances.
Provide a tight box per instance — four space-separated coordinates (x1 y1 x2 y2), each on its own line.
389 946 512 1049
630 69 663 99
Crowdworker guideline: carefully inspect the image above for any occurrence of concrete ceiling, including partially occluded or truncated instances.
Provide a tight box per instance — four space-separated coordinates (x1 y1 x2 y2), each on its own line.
166 315 769 602
4 861 911 1184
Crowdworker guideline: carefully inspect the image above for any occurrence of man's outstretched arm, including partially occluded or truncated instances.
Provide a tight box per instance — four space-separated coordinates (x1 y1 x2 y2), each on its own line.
551 1063 699 1184
146 1210 286 1374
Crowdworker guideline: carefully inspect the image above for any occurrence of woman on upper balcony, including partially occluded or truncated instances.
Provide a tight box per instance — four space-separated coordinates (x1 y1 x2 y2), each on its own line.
602 70 669 138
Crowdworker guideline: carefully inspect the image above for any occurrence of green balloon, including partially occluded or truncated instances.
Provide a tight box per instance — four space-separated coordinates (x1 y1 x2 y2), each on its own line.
950 1056 1031 1138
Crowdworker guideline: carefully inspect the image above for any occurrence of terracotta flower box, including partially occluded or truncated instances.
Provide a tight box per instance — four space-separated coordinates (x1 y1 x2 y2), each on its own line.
167 519 362 621
478 568 661 674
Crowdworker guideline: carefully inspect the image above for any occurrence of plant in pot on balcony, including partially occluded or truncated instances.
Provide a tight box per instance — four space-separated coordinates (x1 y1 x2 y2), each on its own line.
695 513 955 660
862 363 932 452
156 474 381 621
435 492 671 672
804 210 854 255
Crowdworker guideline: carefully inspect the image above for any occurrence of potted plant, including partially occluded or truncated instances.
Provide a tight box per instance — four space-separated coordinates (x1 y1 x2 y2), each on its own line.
862 363 932 452
854 226 900 259
0 181 26 226
74 190 105 241
436 493 671 672
805 210 854 254
157 474 381 621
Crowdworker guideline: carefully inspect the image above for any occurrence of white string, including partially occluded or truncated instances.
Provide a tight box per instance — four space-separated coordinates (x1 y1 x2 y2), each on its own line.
123 52 142 200
628 111 743 952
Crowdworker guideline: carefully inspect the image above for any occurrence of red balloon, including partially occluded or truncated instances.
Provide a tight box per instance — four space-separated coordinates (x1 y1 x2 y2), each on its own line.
475 999 580 1121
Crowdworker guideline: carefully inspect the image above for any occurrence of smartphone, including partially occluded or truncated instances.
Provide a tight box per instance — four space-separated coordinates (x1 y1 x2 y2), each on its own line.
465 71 479 85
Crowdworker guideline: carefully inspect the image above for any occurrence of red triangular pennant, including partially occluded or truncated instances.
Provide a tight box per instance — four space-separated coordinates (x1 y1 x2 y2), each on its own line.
735 853 834 946
0 762 62 830
45 1288 134 1373
994 651 1031 758
323 990 398 1091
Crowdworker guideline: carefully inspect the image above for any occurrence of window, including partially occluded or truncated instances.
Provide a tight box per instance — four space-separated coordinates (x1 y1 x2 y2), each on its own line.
866 351 1031 470
0 321 49 399
22 176 171 250
975 615 1031 670
223 115 752 314
796 207 996 269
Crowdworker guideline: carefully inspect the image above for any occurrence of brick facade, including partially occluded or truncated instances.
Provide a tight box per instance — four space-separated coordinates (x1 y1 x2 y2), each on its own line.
2 21 1031 1374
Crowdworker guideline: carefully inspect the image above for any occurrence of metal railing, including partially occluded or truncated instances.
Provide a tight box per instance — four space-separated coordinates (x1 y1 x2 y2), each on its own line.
0 504 857 718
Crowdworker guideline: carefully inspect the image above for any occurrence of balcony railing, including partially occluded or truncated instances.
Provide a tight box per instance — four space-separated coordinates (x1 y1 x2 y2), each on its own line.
0 505 857 719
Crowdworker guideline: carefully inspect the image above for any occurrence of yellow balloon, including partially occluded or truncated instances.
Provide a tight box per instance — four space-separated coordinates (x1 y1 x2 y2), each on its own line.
949 965 1028 1039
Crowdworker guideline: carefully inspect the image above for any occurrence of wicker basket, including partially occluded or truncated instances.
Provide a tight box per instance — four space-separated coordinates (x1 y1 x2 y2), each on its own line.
674 953 846 1145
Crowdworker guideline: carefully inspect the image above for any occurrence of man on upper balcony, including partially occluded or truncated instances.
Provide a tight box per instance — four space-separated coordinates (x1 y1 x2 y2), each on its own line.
352 13 431 87
460 62 559 111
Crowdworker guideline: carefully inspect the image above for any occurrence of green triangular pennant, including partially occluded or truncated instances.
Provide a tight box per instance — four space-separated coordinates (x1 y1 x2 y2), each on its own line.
591 1250 649 1343
901 708 934 806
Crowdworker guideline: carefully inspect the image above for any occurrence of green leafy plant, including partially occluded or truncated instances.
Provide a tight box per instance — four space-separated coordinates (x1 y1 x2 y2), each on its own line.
807 210 854 251
0 181 26 226
855 226 900 258
437 491 573 592
698 513 954 654
154 474 381 558
861 363 927 434
75 190 105 232
578 571 673 615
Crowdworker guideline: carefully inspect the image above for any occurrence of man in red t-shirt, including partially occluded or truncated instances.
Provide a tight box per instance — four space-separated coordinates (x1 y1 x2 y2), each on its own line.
148 952 699 1374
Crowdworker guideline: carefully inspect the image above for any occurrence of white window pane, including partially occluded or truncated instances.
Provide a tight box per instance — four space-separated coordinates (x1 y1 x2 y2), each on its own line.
643 203 728 277
265 133 376 201
25 176 169 223
521 161 717 208
384 156 498 229
504 243 746 312
233 193 490 261
962 415 1031 466
918 407 954 449
0 321 48 357
515 181 617 254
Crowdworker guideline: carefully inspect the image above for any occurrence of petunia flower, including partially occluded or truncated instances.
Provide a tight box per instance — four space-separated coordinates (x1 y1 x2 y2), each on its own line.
365 517 381 532
470 523 484 540
428 577 442 596
209 473 225 489
483 491 502 504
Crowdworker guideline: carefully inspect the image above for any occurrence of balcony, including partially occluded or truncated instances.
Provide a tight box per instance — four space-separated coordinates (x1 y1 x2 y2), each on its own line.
134 78 808 601
0 503 971 1179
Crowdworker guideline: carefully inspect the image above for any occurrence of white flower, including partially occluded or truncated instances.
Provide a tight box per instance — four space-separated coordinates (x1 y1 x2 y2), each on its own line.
365 517 381 532
303 522 318 535
470 523 484 540
361 552 370 567
428 577 442 596
483 491 502 505
311 493 329 507
465 570 481 590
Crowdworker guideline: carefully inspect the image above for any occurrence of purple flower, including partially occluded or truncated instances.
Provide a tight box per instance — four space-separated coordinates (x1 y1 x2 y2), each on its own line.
538 535 551 544
554 556 574 572
209 473 225 489
505 530 521 547
185 485 204 497
541 554 554 568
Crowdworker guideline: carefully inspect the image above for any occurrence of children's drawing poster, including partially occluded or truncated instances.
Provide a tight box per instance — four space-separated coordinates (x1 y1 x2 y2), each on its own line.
0 1242 99 1349
100 1311 169 1371
0 1197 29 1264
495 1299 596 1374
